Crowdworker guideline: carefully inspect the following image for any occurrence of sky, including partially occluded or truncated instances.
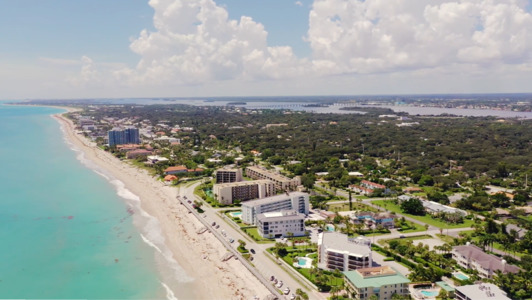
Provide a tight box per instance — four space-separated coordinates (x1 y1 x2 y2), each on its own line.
2 0 532 100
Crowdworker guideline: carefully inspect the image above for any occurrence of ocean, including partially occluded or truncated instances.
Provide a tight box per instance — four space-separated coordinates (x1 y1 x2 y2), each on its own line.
0 103 188 299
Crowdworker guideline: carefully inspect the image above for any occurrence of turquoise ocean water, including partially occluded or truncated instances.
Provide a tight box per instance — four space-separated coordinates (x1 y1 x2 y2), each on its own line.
0 103 189 299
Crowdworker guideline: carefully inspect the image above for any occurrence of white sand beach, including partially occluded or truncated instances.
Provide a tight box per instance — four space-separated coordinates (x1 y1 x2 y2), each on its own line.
53 109 269 300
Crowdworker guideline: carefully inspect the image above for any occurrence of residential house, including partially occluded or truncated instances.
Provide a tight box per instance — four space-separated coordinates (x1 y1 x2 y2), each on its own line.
349 180 387 196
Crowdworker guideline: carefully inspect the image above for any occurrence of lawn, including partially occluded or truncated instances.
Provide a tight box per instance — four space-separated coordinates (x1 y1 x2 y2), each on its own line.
386 234 433 243
243 227 275 243
398 222 427 233
327 202 379 212
373 200 475 229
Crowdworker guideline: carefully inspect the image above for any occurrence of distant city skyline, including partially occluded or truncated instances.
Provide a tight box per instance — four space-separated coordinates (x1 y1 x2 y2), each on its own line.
2 0 532 100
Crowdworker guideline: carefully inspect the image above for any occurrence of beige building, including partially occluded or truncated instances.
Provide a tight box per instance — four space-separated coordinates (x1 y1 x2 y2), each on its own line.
318 232 372 272
213 180 275 205
215 168 243 183
245 165 300 191
344 266 410 300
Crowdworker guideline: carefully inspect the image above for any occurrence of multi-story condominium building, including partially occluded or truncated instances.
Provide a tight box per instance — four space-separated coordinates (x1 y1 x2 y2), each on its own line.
452 243 520 279
455 283 510 300
241 192 309 225
213 180 275 205
256 210 306 238
318 232 372 272
344 266 410 300
245 165 300 191
108 127 140 146
215 168 243 183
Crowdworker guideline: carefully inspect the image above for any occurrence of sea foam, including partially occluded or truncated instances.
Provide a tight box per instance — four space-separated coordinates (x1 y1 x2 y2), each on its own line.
59 119 192 298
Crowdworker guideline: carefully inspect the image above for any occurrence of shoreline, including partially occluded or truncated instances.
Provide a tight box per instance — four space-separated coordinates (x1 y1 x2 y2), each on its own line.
52 109 269 299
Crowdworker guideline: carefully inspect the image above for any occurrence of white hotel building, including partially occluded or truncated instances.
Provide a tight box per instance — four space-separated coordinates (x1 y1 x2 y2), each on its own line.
256 210 306 238
241 192 309 225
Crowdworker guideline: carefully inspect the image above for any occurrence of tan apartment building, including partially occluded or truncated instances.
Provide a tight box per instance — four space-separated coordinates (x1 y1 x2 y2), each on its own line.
215 167 243 183
245 165 300 191
213 179 275 205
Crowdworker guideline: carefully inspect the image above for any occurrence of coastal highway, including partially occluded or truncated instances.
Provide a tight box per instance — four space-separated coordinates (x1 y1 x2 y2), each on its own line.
177 182 327 300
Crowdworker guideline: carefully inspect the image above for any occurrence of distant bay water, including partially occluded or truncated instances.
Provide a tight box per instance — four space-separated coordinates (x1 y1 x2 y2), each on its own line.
0 103 188 299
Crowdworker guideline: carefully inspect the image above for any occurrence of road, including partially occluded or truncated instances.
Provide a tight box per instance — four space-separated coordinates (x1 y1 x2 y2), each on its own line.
177 182 328 300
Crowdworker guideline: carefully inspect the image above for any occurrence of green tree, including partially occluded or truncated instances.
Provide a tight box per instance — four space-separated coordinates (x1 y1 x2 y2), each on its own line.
400 197 425 215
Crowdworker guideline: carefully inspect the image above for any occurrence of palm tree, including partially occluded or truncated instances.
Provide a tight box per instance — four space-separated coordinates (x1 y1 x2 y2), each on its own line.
330 285 340 300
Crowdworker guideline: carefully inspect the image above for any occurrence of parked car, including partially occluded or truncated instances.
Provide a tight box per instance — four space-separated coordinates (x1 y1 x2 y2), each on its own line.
212 222 216 226
250 249 255 254
283 288 290 295
290 293 296 300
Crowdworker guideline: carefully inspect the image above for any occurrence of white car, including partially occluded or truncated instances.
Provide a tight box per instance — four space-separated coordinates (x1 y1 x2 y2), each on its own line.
283 287 290 295
276 281 283 288
289 293 296 300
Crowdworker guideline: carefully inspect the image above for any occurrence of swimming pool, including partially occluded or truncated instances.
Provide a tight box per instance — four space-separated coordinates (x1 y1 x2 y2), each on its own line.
453 272 470 281
420 290 439 297
229 211 242 218
293 257 312 268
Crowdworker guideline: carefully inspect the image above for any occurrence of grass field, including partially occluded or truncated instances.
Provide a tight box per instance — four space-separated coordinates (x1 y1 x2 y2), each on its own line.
373 200 475 229
326 202 379 212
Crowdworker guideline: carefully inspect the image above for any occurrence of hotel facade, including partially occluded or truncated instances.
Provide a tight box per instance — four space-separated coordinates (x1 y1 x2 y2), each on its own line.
213 180 275 205
215 168 243 183
241 192 309 225
256 210 306 238
245 165 300 191
318 232 372 272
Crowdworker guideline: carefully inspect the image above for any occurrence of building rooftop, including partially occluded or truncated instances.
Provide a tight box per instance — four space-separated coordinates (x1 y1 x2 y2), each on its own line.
453 244 520 274
242 192 308 208
455 283 510 300
214 179 273 188
257 210 304 221
320 232 371 256
423 200 467 216
436 281 455 292
246 165 297 182
344 266 410 288
165 165 188 172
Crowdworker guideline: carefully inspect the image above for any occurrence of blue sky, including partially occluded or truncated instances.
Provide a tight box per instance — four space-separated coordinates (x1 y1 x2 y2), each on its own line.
1 0 532 99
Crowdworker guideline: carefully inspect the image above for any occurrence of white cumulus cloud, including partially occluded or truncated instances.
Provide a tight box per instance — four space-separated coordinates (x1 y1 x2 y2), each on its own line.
116 0 308 86
67 0 532 94
307 0 532 74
